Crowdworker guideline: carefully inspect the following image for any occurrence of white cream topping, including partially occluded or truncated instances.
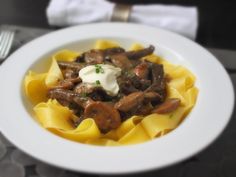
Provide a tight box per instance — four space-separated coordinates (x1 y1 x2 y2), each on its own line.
79 64 121 96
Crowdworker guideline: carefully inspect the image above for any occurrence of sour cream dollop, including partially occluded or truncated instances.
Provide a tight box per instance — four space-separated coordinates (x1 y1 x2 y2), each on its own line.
79 64 121 96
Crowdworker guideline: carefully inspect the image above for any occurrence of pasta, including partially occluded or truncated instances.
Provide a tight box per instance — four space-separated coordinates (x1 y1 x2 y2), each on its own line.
24 40 198 146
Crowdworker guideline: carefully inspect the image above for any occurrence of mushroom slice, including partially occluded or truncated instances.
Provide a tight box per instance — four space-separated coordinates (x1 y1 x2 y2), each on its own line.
50 80 75 90
84 49 104 64
152 98 181 114
73 96 94 108
84 102 121 133
114 92 145 112
62 69 78 79
134 62 150 79
103 47 125 56
144 92 162 102
74 84 109 101
50 77 81 90
125 45 155 60
110 54 133 69
74 83 94 94
57 61 84 71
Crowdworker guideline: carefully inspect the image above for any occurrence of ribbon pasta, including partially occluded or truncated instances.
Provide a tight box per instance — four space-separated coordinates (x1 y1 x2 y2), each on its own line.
24 40 198 146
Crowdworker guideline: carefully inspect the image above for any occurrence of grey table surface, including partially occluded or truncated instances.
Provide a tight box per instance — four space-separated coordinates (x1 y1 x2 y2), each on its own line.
0 25 236 177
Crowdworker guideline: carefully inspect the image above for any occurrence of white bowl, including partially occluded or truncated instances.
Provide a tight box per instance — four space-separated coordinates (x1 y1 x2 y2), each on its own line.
0 23 234 174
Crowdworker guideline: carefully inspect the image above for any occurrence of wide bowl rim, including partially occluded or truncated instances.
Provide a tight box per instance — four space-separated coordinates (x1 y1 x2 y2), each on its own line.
0 23 234 174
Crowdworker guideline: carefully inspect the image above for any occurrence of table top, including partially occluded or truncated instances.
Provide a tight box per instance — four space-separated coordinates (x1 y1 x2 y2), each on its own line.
0 24 236 177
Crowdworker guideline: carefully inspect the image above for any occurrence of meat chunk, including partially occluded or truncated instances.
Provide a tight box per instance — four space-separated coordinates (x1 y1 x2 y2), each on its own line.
84 102 121 133
152 98 181 114
136 103 153 115
150 63 164 83
146 63 166 101
74 84 110 101
130 75 152 91
48 89 78 101
48 89 90 108
114 92 145 112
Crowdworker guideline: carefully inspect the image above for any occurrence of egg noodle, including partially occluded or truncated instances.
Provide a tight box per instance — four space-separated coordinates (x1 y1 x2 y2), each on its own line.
24 40 198 146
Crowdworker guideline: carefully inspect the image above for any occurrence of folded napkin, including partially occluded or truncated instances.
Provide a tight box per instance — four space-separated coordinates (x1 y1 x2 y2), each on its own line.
46 0 198 40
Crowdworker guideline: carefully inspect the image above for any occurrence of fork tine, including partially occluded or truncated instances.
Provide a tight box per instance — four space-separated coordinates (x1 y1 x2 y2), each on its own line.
2 32 15 58
0 30 8 43
0 31 15 59
0 32 11 54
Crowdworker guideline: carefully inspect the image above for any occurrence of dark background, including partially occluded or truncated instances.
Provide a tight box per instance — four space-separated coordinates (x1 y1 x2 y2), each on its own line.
0 0 236 50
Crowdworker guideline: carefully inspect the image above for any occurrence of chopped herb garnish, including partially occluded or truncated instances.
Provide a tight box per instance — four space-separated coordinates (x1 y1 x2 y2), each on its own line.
95 68 100 73
95 64 104 74
95 80 101 85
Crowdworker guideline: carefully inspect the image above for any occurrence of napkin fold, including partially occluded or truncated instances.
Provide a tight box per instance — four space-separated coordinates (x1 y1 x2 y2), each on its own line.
46 0 198 40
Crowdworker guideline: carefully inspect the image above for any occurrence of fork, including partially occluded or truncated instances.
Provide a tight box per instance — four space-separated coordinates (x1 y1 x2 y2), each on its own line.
0 30 15 61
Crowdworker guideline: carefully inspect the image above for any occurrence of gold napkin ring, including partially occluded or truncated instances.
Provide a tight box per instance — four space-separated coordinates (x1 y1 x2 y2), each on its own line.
111 4 132 22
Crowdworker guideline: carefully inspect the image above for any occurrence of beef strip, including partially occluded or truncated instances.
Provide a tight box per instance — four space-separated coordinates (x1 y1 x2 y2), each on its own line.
47 89 87 118
48 89 78 101
48 89 91 108
129 74 152 91
74 84 111 101
145 63 166 102
117 69 151 94
117 75 139 95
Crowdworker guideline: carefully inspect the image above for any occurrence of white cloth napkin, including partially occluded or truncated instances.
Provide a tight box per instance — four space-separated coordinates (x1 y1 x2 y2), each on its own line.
46 0 198 40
